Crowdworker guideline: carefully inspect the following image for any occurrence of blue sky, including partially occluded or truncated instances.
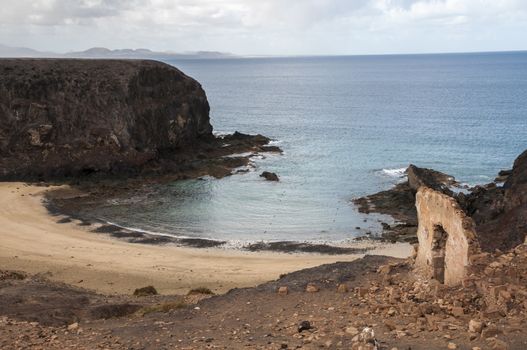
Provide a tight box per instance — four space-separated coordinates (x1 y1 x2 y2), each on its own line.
1 0 526 55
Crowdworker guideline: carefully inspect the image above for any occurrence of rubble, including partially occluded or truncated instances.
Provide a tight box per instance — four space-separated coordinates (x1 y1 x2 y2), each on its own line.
305 283 319 293
278 286 289 295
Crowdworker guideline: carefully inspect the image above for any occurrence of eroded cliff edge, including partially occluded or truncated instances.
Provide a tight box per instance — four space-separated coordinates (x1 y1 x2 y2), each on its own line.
354 150 527 253
0 59 213 179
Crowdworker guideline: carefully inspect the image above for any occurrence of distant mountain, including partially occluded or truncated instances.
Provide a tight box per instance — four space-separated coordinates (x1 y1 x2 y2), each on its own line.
0 44 236 60
65 47 235 60
0 44 57 58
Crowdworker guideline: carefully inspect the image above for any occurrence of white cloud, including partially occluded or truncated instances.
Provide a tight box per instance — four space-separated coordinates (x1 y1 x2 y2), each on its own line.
0 0 526 55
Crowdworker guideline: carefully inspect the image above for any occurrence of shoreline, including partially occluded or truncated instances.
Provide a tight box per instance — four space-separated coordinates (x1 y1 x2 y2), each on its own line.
0 182 412 295
44 185 386 254
45 201 376 254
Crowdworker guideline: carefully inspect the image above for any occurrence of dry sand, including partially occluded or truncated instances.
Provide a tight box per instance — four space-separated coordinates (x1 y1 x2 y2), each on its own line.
0 182 412 295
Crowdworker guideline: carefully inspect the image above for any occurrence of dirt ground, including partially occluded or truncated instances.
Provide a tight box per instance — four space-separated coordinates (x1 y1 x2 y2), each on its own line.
2 254 526 350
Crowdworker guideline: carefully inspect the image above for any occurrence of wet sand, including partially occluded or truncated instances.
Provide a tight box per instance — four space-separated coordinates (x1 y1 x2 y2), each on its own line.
0 182 412 295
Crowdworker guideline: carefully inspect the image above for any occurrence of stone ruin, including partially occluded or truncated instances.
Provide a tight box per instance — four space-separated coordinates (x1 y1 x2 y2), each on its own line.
414 186 480 286
412 150 527 286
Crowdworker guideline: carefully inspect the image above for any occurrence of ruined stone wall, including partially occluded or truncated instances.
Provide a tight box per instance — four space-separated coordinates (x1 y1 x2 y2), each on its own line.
415 187 480 285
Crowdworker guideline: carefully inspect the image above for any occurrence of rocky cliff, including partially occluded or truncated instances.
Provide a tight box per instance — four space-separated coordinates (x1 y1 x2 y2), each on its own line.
353 165 459 243
0 59 213 179
354 150 527 252
459 149 527 251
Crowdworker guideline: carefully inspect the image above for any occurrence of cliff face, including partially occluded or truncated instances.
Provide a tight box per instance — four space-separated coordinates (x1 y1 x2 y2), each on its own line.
460 150 527 251
504 149 527 209
0 59 212 179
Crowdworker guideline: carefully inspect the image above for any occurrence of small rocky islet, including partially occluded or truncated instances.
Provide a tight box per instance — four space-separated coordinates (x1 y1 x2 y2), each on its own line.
1 59 527 349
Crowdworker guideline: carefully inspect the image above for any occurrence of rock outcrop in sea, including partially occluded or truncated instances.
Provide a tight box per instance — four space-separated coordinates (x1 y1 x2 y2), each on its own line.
354 150 527 252
0 59 212 179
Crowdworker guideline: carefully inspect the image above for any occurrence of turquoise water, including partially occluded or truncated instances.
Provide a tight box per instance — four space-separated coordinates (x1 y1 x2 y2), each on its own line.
86 52 527 244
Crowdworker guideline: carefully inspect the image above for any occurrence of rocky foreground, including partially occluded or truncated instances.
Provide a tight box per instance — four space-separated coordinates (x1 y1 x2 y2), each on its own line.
2 247 527 350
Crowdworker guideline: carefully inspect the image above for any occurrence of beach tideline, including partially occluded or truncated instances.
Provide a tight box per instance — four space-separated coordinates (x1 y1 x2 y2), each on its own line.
0 182 412 295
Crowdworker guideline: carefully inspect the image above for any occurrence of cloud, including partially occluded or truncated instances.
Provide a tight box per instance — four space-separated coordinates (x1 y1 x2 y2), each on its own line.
1 0 526 54
0 0 136 25
376 0 527 23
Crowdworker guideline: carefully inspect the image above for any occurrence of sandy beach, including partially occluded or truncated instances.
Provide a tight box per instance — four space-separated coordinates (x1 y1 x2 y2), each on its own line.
0 182 412 295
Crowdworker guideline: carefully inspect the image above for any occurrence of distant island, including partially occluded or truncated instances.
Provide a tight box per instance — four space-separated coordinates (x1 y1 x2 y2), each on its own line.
0 43 235 60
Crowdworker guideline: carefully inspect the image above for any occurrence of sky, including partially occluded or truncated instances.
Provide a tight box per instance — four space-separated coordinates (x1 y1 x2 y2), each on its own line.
1 0 527 56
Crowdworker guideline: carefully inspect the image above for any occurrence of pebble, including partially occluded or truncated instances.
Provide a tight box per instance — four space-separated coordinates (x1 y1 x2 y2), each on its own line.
468 319 483 333
298 321 312 333
337 284 349 293
306 284 319 293
278 286 289 295
345 326 359 336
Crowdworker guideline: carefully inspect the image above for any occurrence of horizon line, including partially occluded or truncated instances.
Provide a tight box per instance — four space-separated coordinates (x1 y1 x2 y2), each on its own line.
240 48 527 59
2 43 526 60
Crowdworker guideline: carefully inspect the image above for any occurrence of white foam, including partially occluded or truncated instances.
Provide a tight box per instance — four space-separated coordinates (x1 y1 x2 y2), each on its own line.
449 186 470 194
378 167 407 178
213 130 231 137
102 220 199 240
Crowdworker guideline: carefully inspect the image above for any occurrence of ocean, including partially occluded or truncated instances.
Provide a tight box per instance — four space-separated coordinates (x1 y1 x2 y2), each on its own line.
80 52 527 245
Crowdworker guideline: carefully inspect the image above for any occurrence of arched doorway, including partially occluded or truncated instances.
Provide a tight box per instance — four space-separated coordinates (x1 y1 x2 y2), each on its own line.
431 225 447 283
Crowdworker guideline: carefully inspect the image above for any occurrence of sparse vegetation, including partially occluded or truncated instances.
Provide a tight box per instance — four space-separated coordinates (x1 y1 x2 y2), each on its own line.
133 285 158 297
187 287 214 295
0 271 26 281
135 301 186 316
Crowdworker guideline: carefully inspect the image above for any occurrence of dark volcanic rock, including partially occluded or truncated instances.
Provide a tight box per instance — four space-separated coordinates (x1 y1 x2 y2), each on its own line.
245 241 369 255
260 171 279 181
0 271 190 327
0 275 93 326
407 164 458 195
504 149 527 207
353 165 458 242
0 59 212 179
89 303 141 320
461 150 527 251
356 151 527 251
355 165 458 223
297 320 312 333
495 169 512 182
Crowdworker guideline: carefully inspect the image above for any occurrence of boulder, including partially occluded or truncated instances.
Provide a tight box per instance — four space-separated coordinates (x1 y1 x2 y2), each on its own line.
260 171 279 182
495 169 512 182
305 283 319 293
277 286 289 295
468 319 483 333
297 320 312 333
